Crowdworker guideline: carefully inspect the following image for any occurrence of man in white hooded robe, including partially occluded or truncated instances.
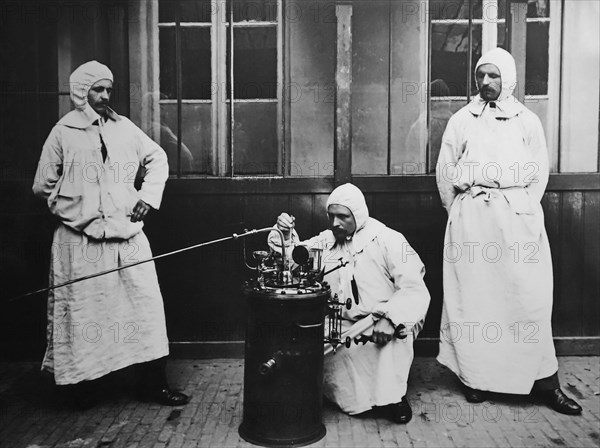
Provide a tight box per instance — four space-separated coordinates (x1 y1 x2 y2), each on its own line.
436 48 581 415
269 183 430 423
33 61 189 408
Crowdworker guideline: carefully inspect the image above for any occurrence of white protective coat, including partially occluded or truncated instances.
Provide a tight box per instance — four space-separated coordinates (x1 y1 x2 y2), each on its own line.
435 48 558 393
32 61 170 384
269 184 430 414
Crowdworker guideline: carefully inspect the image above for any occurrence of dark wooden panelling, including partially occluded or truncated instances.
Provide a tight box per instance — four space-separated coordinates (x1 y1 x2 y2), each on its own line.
3 176 599 357
583 191 600 335
160 173 600 196
3 182 599 358
557 192 585 336
542 191 563 331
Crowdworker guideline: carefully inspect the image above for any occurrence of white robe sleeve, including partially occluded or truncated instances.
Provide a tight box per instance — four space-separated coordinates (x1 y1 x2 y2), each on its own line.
371 230 431 333
523 111 550 203
436 114 462 214
133 121 169 210
32 126 63 203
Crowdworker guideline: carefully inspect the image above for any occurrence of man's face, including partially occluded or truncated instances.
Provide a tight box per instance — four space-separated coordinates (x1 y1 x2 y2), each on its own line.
87 79 113 116
327 204 356 242
476 63 502 101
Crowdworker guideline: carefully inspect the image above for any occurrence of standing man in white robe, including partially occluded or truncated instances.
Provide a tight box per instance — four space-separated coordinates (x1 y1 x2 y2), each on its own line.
436 48 581 415
33 61 189 408
269 183 430 423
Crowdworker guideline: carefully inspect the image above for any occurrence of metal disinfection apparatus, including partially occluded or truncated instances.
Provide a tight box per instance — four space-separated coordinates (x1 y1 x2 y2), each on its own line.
237 231 386 447
239 284 329 446
238 237 330 447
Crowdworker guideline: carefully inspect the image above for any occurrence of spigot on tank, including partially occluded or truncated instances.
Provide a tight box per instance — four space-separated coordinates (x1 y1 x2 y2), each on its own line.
259 351 283 376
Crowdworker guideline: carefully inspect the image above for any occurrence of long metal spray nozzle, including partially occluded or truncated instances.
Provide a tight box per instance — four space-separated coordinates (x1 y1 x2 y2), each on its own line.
8 227 281 303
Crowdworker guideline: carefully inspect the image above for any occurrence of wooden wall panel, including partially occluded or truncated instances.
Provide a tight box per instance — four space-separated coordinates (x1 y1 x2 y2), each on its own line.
556 192 585 336
582 192 600 336
2 182 599 358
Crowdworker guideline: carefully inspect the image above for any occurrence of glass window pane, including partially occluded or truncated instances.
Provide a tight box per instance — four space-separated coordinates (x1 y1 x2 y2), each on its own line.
159 0 214 23
161 103 212 174
431 23 482 97
231 0 278 22
230 27 278 99
181 28 212 99
496 0 507 20
527 0 550 18
352 2 389 175
159 28 177 99
233 102 278 174
498 19 507 49
160 28 212 100
525 21 549 95
427 100 467 172
430 0 482 20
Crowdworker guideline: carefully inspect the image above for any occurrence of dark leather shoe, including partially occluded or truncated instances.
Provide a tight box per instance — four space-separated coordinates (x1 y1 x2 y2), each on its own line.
139 388 190 406
542 388 582 415
385 396 412 424
464 385 487 403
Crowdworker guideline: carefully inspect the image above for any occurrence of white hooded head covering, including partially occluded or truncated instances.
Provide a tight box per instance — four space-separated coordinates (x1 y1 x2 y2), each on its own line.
475 47 517 101
469 47 523 117
326 183 369 233
69 61 113 111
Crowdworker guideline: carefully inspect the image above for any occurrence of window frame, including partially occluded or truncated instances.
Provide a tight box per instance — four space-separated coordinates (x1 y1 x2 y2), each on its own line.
156 0 284 178
428 0 562 171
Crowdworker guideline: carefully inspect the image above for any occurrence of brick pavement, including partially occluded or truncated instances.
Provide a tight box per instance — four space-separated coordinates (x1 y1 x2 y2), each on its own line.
0 357 598 448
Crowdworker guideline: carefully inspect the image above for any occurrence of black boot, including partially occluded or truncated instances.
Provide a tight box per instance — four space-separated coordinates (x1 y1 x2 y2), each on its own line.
540 389 582 415
463 385 487 403
135 357 190 406
60 381 100 410
533 372 582 415
384 396 412 424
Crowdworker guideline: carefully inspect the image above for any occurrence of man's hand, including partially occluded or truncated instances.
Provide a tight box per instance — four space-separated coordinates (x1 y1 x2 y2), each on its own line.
372 317 395 346
131 199 152 222
276 213 295 240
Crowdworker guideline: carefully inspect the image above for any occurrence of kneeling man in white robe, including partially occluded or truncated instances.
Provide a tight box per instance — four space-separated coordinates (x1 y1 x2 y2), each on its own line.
269 183 431 423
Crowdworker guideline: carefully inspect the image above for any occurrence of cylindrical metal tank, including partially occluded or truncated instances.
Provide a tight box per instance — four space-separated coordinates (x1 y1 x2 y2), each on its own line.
239 284 329 447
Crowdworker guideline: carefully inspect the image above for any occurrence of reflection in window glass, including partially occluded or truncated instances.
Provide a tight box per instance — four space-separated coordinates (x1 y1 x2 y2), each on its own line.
525 22 549 95
430 0 482 20
428 100 466 172
431 24 481 97
527 0 550 18
161 103 212 175
232 103 278 174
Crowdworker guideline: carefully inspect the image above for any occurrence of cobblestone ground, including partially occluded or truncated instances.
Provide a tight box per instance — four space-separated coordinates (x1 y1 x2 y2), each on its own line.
0 357 598 448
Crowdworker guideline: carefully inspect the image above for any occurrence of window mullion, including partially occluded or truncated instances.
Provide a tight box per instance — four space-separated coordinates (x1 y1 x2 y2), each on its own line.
277 0 284 176
175 3 182 178
467 0 473 103
228 1 235 177
482 0 499 54
215 0 228 176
